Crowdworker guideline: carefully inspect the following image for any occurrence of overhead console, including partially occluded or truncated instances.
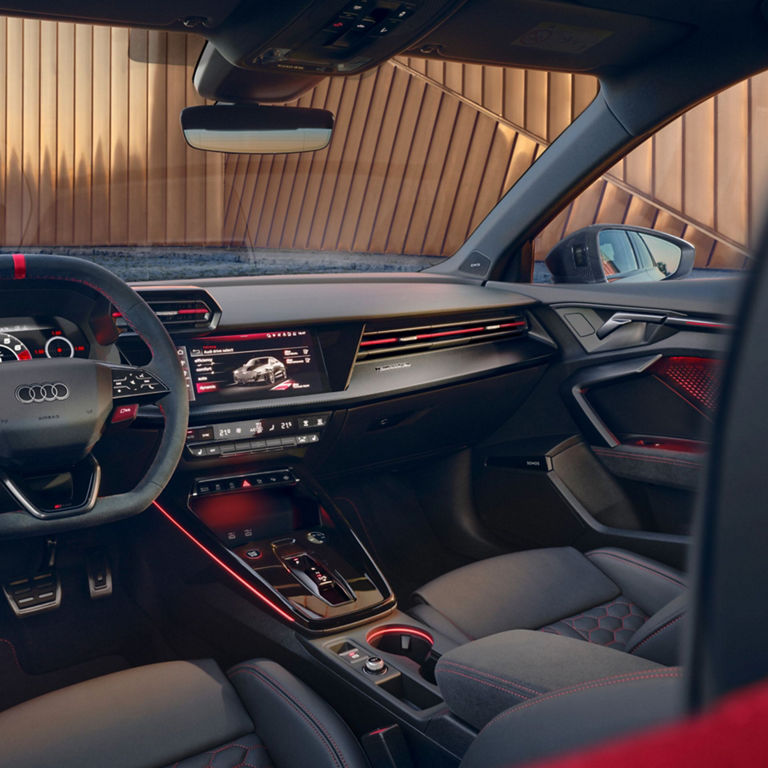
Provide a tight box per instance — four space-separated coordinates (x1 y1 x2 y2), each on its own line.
206 0 469 75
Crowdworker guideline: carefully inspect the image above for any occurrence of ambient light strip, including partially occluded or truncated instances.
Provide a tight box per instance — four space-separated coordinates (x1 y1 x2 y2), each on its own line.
152 501 296 623
366 626 434 645
359 320 526 348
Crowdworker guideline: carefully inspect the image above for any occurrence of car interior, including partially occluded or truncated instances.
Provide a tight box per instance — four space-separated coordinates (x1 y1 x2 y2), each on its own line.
0 1 766 767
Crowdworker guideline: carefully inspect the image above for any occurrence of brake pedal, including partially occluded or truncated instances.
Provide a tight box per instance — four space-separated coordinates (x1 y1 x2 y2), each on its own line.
3 571 62 617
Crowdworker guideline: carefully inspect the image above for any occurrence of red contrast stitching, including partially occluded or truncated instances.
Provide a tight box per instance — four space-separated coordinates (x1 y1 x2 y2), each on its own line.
438 668 535 699
230 665 349 768
438 660 541 696
629 614 684 653
587 551 686 588
484 669 683 726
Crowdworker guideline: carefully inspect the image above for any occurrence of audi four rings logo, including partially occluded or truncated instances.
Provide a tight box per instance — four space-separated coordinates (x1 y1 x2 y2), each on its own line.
15 383 70 403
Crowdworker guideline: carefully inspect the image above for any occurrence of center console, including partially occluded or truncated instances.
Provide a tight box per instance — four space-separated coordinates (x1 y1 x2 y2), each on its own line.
159 463 395 632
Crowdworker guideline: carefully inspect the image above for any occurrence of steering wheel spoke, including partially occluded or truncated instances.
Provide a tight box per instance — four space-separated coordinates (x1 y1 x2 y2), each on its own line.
1 455 102 520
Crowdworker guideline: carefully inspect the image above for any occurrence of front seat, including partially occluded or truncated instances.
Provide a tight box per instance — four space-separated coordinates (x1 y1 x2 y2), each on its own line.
410 546 686 665
0 658 368 768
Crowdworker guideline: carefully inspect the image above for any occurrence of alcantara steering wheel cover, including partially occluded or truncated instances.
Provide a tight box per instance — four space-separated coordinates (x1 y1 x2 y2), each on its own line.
0 253 189 537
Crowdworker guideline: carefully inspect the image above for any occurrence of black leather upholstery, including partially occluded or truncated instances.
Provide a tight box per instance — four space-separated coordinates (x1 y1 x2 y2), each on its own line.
0 659 369 768
411 546 686 665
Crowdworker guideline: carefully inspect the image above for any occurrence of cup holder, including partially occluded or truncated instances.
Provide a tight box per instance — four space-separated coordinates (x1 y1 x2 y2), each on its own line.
366 625 438 684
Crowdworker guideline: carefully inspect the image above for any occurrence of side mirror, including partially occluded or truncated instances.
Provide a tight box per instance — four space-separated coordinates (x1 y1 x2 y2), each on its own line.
545 225 695 284
181 104 334 154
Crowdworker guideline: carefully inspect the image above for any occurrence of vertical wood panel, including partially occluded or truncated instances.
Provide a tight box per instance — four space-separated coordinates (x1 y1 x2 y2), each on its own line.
147 32 167 243
165 32 188 243
22 21 40 245
653 120 683 214
0 18 7 243
73 24 92 245
715 81 748 245
109 26 129 243
91 25 110 244
6 18 24 244
683 99 715 230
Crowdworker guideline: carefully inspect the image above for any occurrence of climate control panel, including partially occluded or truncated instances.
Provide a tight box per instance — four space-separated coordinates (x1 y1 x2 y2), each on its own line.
186 411 331 458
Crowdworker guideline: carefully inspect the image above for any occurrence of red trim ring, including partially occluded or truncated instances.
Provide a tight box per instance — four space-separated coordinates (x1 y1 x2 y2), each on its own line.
366 625 434 645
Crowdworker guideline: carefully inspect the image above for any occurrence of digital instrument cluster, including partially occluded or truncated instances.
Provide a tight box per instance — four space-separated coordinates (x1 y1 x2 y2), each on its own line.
0 318 89 363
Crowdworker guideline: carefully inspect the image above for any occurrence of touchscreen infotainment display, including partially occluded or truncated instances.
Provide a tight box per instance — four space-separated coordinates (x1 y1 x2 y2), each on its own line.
178 330 329 404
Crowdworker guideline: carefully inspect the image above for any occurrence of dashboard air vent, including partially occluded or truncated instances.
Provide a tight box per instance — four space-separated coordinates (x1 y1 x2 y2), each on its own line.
356 313 528 361
113 288 221 333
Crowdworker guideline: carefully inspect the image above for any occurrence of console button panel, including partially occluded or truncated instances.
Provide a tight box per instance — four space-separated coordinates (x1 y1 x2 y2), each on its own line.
192 468 298 497
186 411 331 458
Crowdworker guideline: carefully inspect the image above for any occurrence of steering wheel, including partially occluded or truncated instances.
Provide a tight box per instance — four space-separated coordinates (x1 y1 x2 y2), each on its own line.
0 254 189 537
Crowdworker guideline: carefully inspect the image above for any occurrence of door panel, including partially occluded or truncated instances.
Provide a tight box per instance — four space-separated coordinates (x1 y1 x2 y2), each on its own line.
471 276 743 566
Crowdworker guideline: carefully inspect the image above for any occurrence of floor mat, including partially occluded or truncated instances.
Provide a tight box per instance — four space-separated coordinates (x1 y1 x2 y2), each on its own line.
0 638 128 711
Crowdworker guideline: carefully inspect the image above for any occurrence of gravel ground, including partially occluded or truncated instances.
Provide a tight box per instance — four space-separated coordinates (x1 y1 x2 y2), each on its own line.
0 247 443 281
2 247 739 282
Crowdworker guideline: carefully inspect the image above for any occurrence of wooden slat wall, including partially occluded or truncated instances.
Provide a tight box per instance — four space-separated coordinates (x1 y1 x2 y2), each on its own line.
221 59 599 255
0 18 222 246
0 15 765 272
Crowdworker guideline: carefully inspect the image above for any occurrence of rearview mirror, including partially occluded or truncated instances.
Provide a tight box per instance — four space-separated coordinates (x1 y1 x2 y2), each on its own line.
181 104 334 154
545 225 695 284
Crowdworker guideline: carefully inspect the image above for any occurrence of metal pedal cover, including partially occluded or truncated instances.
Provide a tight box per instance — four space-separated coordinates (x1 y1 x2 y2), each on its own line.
2 571 62 617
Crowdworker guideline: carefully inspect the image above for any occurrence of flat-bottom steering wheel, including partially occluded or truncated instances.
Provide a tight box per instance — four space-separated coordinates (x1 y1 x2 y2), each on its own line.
0 254 188 537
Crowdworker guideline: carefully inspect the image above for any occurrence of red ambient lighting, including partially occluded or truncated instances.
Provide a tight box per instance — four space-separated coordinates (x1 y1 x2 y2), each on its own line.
366 625 434 645
359 320 526 348
152 501 295 623
651 356 722 413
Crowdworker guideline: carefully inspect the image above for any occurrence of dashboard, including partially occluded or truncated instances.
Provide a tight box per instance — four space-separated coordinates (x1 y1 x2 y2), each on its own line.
127 279 554 472
0 275 554 498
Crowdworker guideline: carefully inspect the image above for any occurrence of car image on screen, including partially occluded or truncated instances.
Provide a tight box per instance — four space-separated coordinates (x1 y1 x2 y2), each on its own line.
232 356 287 386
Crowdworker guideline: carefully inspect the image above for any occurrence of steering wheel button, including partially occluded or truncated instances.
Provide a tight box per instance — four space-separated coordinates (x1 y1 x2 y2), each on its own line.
111 404 138 424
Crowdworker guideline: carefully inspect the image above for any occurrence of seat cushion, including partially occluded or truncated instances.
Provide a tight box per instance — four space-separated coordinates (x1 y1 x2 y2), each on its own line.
0 658 368 768
410 546 686 664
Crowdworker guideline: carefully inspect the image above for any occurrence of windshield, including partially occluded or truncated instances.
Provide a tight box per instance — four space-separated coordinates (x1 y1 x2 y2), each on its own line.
0 22 596 281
